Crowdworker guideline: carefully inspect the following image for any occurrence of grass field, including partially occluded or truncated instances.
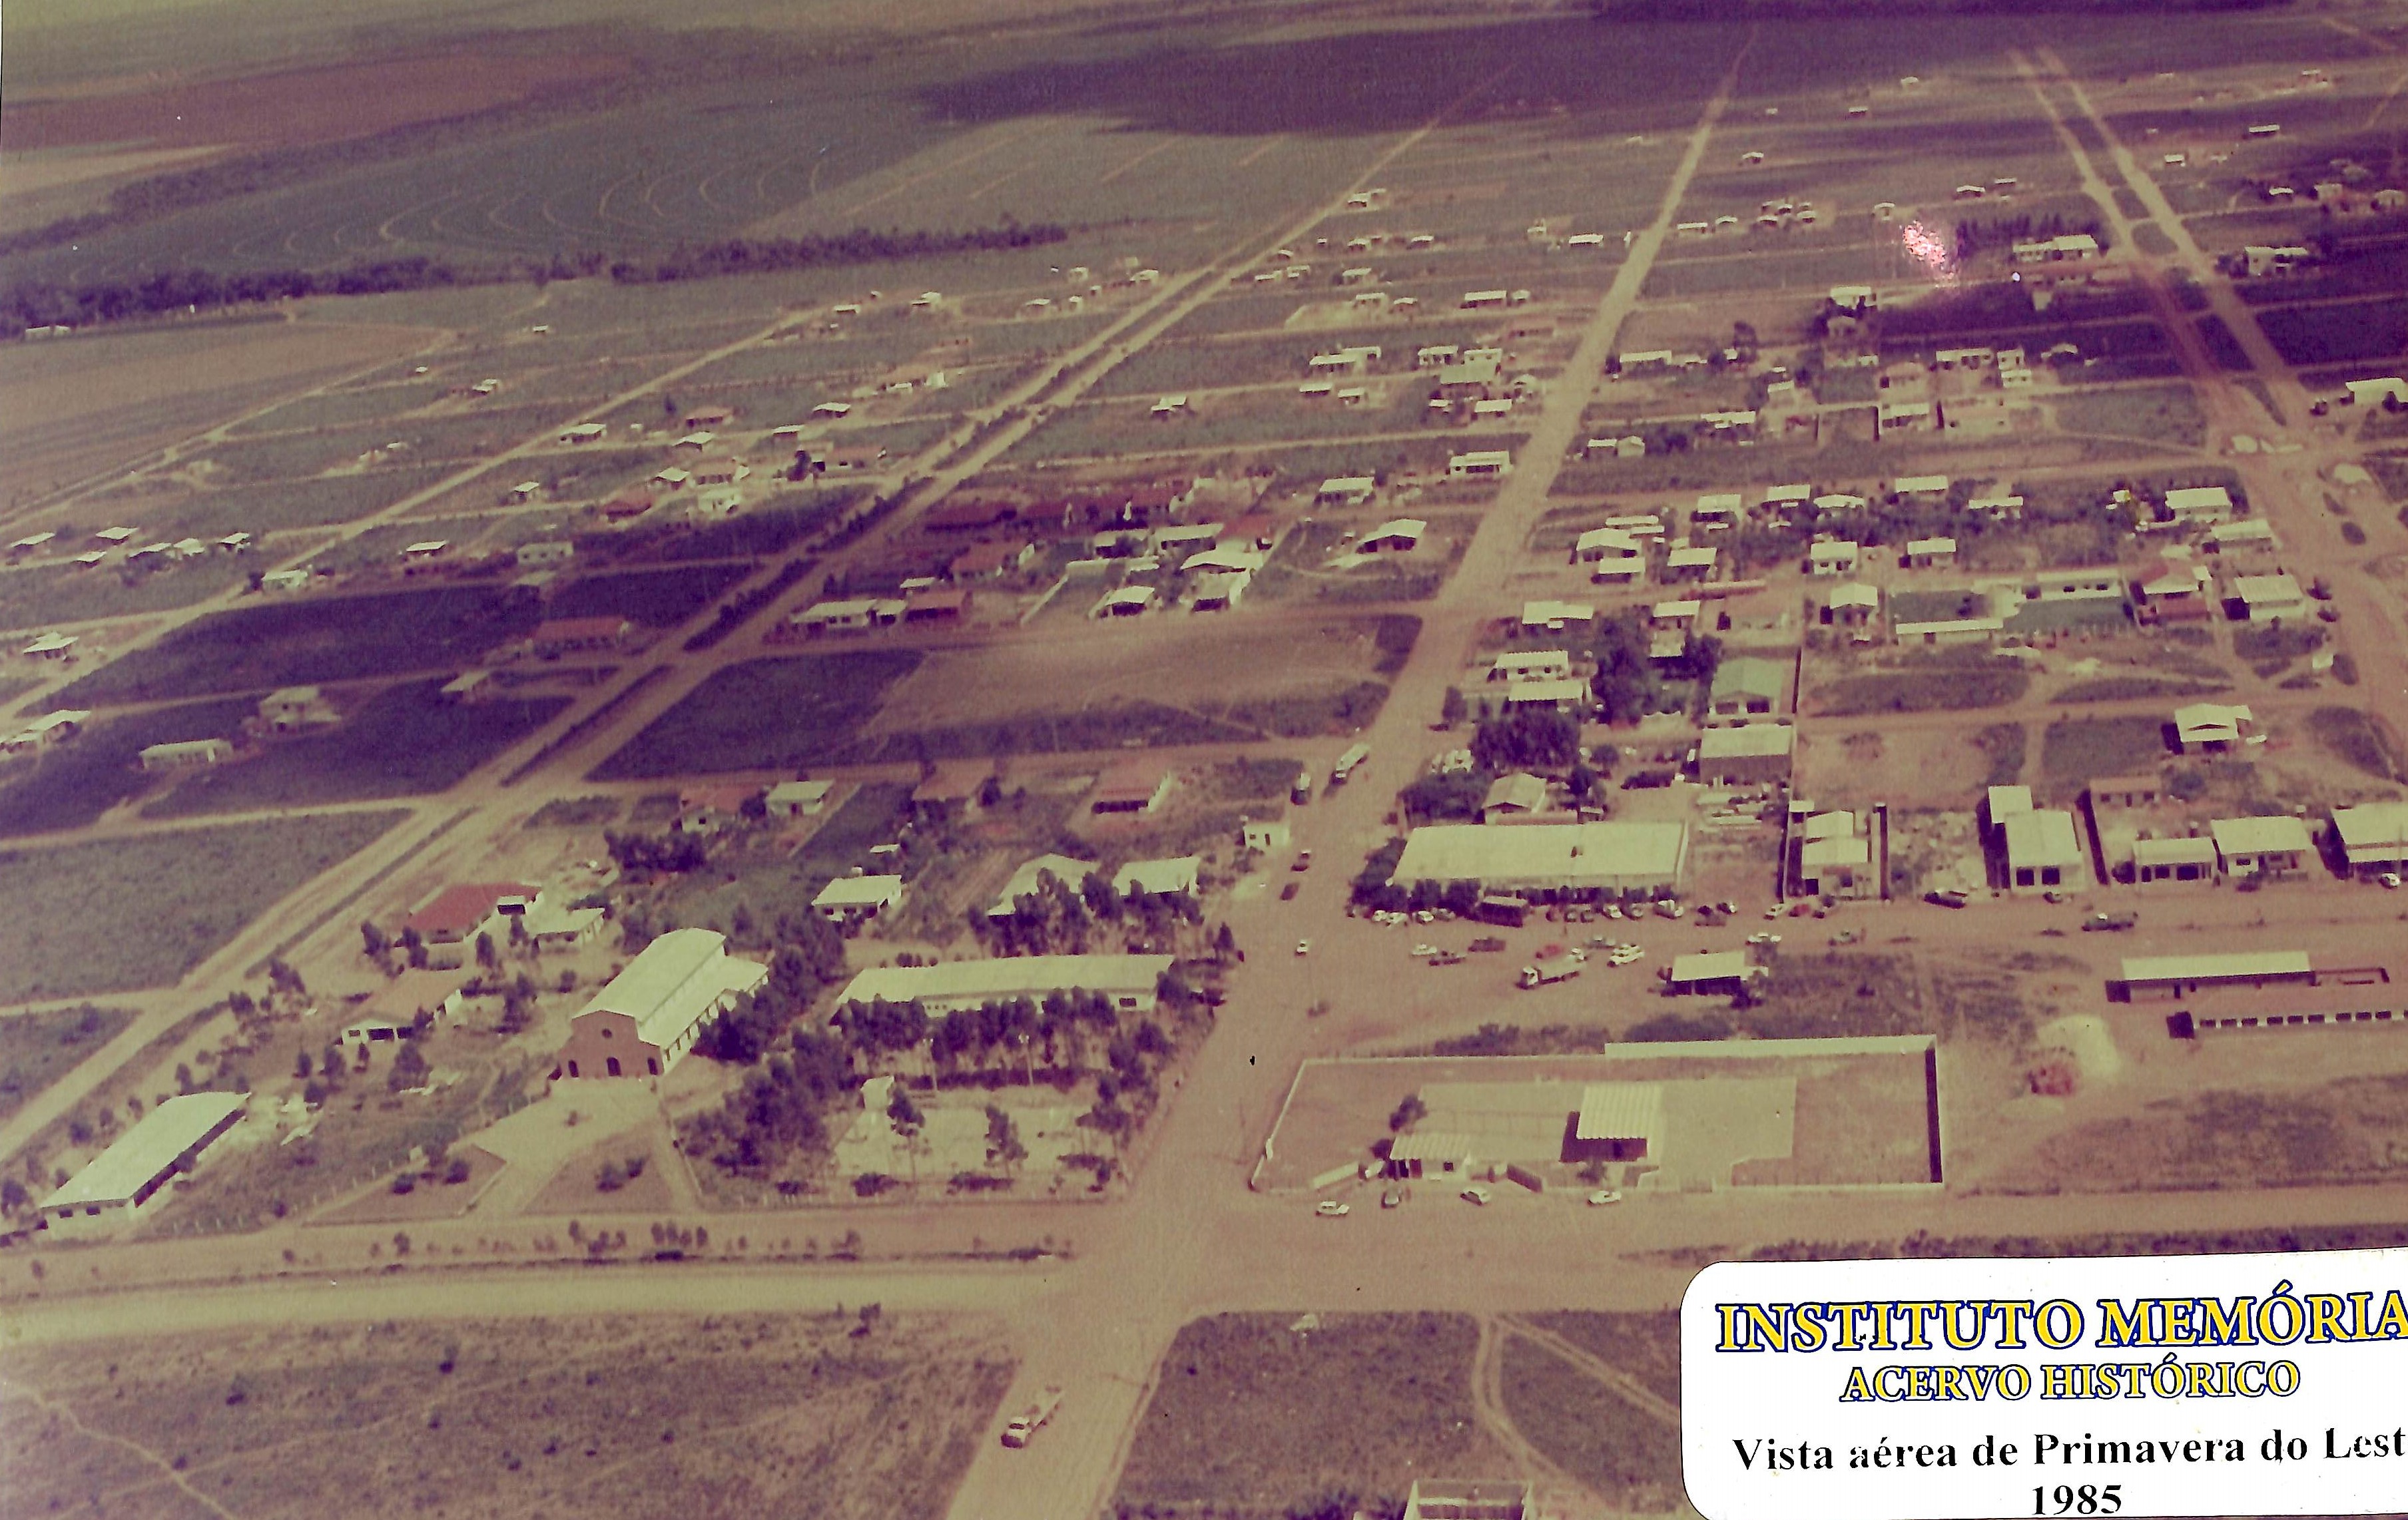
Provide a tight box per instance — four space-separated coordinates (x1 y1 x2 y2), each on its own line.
2040 714 2169 786
0 553 256 634
2307 706 2407 784
1520 1312 1679 1406
665 782 912 935
55 586 542 705
2053 384 2206 447
1815 661 2028 716
0 696 256 837
0 810 404 1002
2051 676 2228 704
2256 299 2408 368
141 680 570 817
545 565 751 628
0 1004 135 1124
591 651 923 780
0 1313 1012 1520
1111 1313 1503 1519
1496 1334 1683 1508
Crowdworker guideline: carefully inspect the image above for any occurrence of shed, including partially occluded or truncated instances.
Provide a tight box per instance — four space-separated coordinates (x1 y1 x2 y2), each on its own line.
37 1093 247 1240
1666 951 1762 997
2004 809 2083 893
2210 815 2311 876
1696 724 1793 785
2133 834 2218 885
812 874 906 923
1566 1083 1663 1162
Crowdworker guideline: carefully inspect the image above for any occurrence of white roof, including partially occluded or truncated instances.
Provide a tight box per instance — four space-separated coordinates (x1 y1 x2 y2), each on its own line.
1113 856 1201 895
2174 702 2252 736
1907 537 1956 555
2121 951 2311 983
22 633 77 654
1653 600 1701 619
1698 726 1794 760
43 1093 246 1209
1800 835 1871 870
1671 951 1754 982
1391 822 1687 890
1319 475 1376 493
1388 1131 1479 1162
2132 835 2219 867
1808 540 1859 562
581 928 764 1051
1522 601 1594 626
2165 485 2234 512
1827 582 1880 609
1801 810 1857 841
1762 483 1813 503
990 854 1099 914
1575 1083 1664 1140
2232 573 2302 605
1576 527 1642 555
839 954 1173 1008
402 540 448 555
2210 815 2311 856
814 874 904 909
10 531 55 549
2208 519 2277 545
2333 802 2408 854
2003 809 2083 870
1100 585 1156 609
1362 517 1426 543
22 709 89 734
1988 785 2032 819
1448 451 1512 467
1665 547 1717 568
1182 547 1266 574
1508 677 1586 704
1493 649 1570 672
1894 475 1951 493
768 778 834 804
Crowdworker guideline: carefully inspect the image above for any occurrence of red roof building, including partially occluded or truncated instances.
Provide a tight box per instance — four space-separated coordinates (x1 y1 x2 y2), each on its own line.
405 882 540 946
1091 758 1177 815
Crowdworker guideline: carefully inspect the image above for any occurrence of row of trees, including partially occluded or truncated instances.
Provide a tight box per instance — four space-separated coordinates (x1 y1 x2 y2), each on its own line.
607 222 1068 284
974 869 1205 958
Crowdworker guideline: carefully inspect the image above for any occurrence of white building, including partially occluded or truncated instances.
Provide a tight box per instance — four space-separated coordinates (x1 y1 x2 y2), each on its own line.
38 1093 248 1240
1447 451 1512 479
2175 702 2253 754
1113 856 1201 896
2230 573 2306 624
2210 816 2311 877
2164 485 2234 523
812 873 906 924
139 738 234 770
766 779 835 818
2004 809 2084 893
988 854 1099 917
1807 540 1860 577
2333 802 2408 876
1390 822 1687 896
836 954 1175 1017
552 928 767 1081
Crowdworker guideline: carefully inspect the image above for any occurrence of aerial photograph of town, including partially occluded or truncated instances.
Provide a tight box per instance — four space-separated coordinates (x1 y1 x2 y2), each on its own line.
1 0 2406 1513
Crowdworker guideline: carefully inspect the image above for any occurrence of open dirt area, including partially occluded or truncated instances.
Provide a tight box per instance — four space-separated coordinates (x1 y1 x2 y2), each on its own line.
0 1312 1013 1520
1261 1043 1937 1192
0 318 439 504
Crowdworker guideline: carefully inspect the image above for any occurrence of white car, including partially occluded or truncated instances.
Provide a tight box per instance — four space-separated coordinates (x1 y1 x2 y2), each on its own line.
1296 939 1312 956
2383 873 2403 890
1747 932 1782 947
1588 1189 1624 1206
1316 1200 1351 1217
1608 947 1645 965
1461 1185 1493 1206
1413 943 1439 957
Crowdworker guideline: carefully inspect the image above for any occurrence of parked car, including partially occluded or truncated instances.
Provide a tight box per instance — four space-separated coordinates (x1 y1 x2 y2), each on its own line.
1460 1185 1493 1206
1292 850 1313 872
1925 889 1970 909
2083 911 2138 932
1380 1187 1406 1208
1587 1189 1624 1206
1281 882 1299 900
1295 939 1312 955
1315 1200 1351 1217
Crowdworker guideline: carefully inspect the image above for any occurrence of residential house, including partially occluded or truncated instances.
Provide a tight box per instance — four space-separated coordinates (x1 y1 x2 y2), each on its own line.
1481 772 1550 824
1662 546 1718 583
1795 811 1876 899
948 540 1034 582
1113 856 1201 897
2333 802 2408 877
2164 485 2234 523
529 616 633 656
2174 702 2252 754
766 779 835 819
1695 724 1793 786
342 969 467 1050
1706 658 1785 721
258 686 337 732
1490 650 1572 684
988 854 1101 917
1905 534 1958 568
1091 759 1175 816
2230 573 2307 624
404 882 541 968
812 873 906 925
1575 527 1645 583
2211 815 2312 877
2089 775 2162 810
1446 451 1512 479
910 762 987 824
675 784 760 835
2004 809 2084 893
139 738 234 771
1806 540 1860 577
1358 519 1426 553
2132 834 2220 887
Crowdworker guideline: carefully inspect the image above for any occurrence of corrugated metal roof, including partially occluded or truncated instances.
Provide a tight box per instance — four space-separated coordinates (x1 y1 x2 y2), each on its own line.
1575 1083 1664 1141
44 1093 246 1208
1388 1131 1479 1162
2121 951 2312 983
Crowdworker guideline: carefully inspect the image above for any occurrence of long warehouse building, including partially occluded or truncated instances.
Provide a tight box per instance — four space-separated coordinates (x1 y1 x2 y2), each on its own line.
1390 822 1689 897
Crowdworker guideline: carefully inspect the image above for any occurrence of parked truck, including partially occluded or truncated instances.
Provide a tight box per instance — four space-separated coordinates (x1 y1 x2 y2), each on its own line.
1292 768 1315 805
1331 742 1371 785
1001 1387 1065 1447
1517 945 1582 989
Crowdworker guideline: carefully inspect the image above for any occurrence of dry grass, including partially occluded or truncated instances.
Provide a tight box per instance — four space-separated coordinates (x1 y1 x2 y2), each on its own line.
0 1313 1013 1520
1111 1312 1503 1519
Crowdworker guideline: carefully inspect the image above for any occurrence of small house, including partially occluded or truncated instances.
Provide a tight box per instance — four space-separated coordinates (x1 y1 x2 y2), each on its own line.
2004 810 2084 893
766 779 834 819
1706 658 1785 720
1806 540 1860 577
2174 702 2252 754
259 686 336 732
812 873 906 925
2132 834 2218 887
1695 724 1793 786
2210 815 2311 878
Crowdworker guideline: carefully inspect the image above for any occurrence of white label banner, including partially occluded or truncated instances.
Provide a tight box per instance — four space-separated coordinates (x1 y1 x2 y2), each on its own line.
1683 1250 2408 1519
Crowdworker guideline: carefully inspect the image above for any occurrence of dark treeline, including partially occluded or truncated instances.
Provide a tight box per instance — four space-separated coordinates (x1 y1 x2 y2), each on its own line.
0 222 1069 340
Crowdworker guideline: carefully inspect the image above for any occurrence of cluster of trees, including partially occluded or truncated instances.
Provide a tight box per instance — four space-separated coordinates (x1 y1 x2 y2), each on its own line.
604 830 715 876
697 916 849 1064
679 1031 855 1180
607 222 1067 284
973 869 1203 957
837 986 1173 1083
1470 710 1581 772
0 220 1069 340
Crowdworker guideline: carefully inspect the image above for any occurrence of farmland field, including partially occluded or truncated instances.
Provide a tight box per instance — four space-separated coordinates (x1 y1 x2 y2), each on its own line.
0 553 255 634
141 680 571 818
2040 715 2172 790
0 810 404 1001
0 695 256 837
53 586 543 704
0 1004 137 1124
0 1314 1014 1520
591 650 924 780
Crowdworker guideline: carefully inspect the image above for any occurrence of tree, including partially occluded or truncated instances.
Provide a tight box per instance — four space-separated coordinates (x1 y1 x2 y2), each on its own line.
595 1160 627 1192
985 1105 1026 1172
400 926 428 969
1472 710 1580 773
1388 1093 1428 1132
360 921 389 960
1567 760 1600 805
295 1049 315 1080
1440 686 1466 726
475 931 498 971
888 1085 924 1186
388 1041 428 1093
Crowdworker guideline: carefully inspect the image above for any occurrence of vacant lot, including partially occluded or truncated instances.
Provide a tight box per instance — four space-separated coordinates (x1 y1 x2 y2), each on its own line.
2040 714 2169 788
143 681 569 817
0 696 256 837
1813 660 2028 716
0 1004 135 1123
2257 298 2408 367
0 1312 1012 1520
2307 706 2406 783
544 565 750 628
0 811 403 1001
56 587 541 705
0 553 256 634
1113 1313 1504 1519
593 651 923 780
2054 384 2206 447
1496 1332 1682 1508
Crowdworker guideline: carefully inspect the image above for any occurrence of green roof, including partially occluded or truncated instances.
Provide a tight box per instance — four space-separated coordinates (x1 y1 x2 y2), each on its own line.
1709 657 1786 702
